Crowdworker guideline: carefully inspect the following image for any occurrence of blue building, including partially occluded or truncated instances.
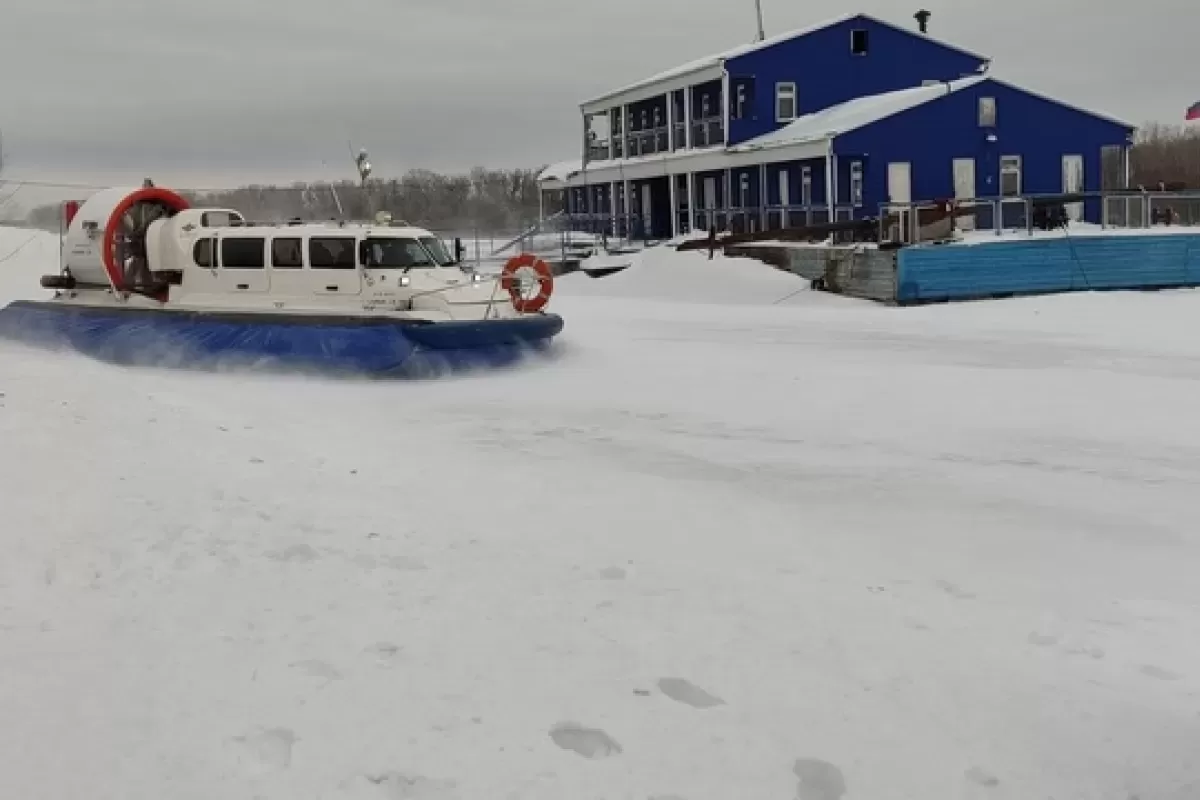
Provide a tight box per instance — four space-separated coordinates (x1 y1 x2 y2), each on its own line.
537 12 1135 240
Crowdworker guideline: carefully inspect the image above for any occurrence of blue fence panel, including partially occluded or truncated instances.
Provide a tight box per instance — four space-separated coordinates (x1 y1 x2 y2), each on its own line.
896 232 1200 304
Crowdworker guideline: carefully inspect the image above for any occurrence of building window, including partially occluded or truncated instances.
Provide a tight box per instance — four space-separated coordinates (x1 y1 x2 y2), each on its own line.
271 237 303 268
221 237 266 269
1000 155 1022 196
739 173 750 207
734 84 746 120
850 28 869 55
801 166 812 206
849 161 864 206
978 96 997 127
640 110 648 129
701 95 711 119
776 82 797 121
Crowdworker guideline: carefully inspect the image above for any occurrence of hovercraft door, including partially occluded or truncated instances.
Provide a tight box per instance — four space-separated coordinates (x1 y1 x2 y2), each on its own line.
307 235 362 296
215 234 271 293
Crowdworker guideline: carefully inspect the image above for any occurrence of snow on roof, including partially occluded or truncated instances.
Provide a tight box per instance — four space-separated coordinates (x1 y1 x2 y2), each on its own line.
537 159 585 183
584 12 989 107
734 75 989 151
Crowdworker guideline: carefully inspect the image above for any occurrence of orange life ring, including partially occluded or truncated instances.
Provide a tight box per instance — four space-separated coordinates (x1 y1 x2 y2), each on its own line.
500 253 554 313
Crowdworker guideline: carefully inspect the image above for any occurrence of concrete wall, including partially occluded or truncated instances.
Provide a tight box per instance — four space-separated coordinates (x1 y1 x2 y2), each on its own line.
896 233 1200 304
727 244 898 302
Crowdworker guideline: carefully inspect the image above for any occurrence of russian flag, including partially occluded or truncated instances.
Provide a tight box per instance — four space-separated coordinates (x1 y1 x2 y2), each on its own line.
1188 101 1200 121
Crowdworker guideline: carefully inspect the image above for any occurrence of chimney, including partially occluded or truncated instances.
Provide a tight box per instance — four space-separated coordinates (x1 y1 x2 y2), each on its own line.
914 9 931 33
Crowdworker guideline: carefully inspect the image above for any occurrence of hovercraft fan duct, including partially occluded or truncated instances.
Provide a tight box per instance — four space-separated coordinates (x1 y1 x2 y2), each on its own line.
102 186 190 294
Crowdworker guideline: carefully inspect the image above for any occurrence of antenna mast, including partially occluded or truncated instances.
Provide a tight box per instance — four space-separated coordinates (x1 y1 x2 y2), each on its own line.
753 0 765 41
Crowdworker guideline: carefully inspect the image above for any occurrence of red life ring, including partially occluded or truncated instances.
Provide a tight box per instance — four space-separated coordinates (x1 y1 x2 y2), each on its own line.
500 253 554 313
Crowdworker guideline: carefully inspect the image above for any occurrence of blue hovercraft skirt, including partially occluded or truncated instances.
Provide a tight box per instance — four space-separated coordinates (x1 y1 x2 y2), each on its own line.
0 300 564 378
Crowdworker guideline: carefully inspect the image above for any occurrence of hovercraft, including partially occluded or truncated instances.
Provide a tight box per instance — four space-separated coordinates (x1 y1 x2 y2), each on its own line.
0 184 563 377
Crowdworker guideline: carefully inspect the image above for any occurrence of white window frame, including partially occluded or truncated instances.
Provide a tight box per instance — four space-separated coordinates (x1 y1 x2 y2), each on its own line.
739 173 750 207
849 161 864 206
801 166 812 206
701 95 711 119
735 84 746 120
1000 155 1022 197
776 82 797 122
978 96 997 127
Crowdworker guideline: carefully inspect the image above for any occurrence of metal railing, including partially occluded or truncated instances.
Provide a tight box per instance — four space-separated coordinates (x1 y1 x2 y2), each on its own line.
690 118 725 148
626 127 670 157
551 204 860 242
879 191 1200 246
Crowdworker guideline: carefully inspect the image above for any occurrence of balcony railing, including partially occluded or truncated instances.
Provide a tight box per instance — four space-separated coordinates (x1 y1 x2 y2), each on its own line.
625 126 670 157
877 190 1200 246
690 117 725 148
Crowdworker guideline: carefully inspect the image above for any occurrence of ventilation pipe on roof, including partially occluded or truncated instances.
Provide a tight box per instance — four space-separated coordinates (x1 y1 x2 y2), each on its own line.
914 9 931 33
753 0 766 42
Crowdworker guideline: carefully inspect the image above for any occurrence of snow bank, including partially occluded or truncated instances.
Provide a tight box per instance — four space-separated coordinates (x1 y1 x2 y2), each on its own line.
2 224 1199 800
557 243 823 307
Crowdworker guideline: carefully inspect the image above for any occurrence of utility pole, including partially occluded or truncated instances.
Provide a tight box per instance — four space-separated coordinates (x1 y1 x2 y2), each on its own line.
351 143 372 219
753 0 765 41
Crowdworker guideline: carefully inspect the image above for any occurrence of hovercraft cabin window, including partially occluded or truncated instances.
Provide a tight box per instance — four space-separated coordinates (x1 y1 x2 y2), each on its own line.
221 237 266 269
193 238 213 268
271 237 303 268
308 237 357 269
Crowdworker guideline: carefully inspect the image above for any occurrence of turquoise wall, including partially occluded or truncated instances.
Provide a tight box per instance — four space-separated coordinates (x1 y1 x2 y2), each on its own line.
896 234 1200 304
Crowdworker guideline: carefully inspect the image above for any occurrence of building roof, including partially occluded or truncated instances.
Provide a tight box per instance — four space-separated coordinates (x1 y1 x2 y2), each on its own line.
737 75 989 151
540 74 1134 188
582 12 990 109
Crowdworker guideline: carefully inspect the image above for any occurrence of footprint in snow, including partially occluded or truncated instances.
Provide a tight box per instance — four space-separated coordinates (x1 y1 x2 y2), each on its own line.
290 659 341 681
233 726 296 770
657 677 724 709
267 544 320 563
964 766 1001 788
793 758 846 800
363 771 458 799
549 722 622 759
363 642 403 666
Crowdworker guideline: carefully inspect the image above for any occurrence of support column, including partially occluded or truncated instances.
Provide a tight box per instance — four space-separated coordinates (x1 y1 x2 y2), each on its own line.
720 70 730 146
666 92 674 152
668 172 679 238
609 181 617 237
608 110 615 160
724 168 732 232
621 105 629 158
622 178 632 240
759 163 767 232
683 89 692 149
824 146 835 223
685 171 696 233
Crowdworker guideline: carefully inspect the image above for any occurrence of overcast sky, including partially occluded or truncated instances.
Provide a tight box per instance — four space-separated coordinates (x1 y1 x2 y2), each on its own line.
0 0 1195 191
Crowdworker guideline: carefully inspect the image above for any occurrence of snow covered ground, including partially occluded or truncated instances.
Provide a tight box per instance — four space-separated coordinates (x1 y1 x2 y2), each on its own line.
1 225 1199 800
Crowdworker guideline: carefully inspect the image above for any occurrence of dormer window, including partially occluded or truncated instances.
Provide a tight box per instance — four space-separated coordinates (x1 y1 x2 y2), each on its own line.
978 96 997 127
850 28 869 55
776 82 797 122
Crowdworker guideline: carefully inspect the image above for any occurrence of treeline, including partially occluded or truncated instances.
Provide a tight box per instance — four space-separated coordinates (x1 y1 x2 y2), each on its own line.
23 167 544 234
1129 123 1200 189
15 125 1200 231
